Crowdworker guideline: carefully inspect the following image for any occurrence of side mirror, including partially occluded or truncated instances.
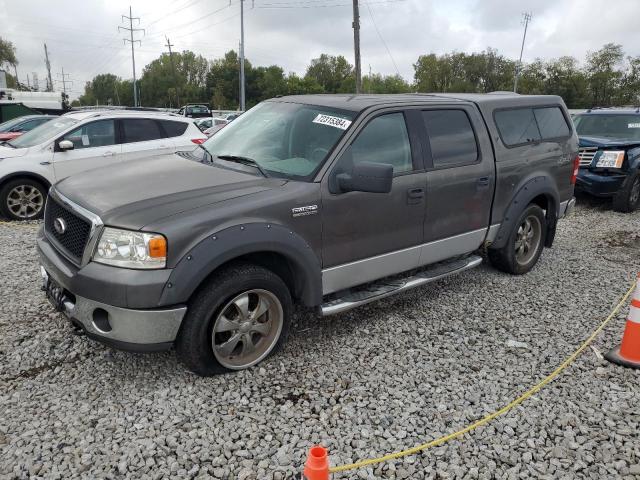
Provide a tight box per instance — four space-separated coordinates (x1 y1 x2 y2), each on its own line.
58 140 74 151
336 161 393 194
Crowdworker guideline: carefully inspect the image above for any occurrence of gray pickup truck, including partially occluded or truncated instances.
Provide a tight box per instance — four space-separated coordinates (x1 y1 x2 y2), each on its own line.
37 93 578 376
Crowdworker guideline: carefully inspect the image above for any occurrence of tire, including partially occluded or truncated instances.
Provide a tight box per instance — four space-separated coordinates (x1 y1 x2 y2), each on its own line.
488 204 547 275
612 172 640 213
176 262 292 376
0 178 48 221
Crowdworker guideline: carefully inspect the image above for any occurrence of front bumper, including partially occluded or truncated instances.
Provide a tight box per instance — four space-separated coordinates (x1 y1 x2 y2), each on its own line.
575 169 627 197
40 266 186 352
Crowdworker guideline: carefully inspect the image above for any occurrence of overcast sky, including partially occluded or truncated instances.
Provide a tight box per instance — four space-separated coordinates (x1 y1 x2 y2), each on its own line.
1 0 639 100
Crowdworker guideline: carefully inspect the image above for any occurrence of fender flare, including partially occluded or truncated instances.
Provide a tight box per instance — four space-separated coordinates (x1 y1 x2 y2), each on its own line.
491 176 560 250
158 222 323 307
0 171 52 190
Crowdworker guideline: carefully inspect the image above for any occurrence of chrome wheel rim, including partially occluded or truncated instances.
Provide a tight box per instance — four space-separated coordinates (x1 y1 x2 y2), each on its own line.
6 184 44 219
630 178 640 205
514 215 542 266
211 289 283 370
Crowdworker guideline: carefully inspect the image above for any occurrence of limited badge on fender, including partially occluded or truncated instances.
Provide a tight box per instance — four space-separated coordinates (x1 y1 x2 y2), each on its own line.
292 205 318 217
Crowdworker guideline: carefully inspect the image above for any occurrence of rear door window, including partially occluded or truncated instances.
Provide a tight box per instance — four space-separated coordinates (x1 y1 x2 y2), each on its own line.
122 118 164 143
422 110 478 168
495 108 541 146
159 120 188 137
533 107 570 139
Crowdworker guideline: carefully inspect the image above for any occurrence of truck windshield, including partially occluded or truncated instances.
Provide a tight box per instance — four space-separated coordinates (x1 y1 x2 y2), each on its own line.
202 101 355 180
8 117 78 148
574 114 640 141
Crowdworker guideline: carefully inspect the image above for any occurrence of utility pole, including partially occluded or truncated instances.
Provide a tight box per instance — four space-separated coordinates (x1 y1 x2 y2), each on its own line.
352 0 362 94
13 65 19 89
119 6 144 107
57 67 72 95
32 72 39 91
513 12 532 93
44 43 53 92
165 36 181 107
239 0 246 111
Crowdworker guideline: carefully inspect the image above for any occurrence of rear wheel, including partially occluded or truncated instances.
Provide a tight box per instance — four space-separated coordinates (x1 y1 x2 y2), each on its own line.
176 263 292 376
613 172 640 213
0 178 47 221
488 204 546 275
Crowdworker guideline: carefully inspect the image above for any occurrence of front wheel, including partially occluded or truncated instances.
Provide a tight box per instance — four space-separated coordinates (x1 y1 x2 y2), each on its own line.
613 172 640 213
0 178 47 220
176 263 292 376
488 204 547 275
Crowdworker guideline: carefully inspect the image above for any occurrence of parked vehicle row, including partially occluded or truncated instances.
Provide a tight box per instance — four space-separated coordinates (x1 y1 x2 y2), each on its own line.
0 110 206 220
36 93 578 375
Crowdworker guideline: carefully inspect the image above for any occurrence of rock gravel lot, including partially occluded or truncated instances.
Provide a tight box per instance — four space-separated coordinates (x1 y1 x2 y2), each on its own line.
1 197 639 480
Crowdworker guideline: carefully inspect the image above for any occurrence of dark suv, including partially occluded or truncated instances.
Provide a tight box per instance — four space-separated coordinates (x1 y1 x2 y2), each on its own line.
177 104 211 119
37 93 578 376
574 108 640 212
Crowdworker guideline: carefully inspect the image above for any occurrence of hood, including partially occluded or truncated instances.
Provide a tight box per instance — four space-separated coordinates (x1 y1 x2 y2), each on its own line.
579 136 640 149
0 145 29 159
55 154 286 229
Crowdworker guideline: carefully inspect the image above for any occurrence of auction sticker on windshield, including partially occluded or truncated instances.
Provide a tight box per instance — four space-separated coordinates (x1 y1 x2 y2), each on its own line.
313 114 352 130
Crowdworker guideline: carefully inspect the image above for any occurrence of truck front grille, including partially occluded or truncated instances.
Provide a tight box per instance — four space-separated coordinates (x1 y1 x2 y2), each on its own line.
578 147 598 167
45 197 92 264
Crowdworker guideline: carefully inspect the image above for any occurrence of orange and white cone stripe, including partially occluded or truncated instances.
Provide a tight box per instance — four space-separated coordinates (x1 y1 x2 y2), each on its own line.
606 273 640 368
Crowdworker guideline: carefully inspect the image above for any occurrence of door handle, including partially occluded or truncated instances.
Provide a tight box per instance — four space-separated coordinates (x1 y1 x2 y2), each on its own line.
477 176 490 187
102 151 116 157
407 187 424 204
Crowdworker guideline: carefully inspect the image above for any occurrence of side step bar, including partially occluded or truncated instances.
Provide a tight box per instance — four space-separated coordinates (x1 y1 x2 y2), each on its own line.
320 255 483 316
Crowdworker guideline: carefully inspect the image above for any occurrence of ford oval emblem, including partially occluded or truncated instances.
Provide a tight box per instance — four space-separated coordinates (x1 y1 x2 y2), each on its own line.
53 217 67 235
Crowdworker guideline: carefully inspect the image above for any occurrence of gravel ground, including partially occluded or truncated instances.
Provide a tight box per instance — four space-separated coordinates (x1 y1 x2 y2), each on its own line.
0 197 639 480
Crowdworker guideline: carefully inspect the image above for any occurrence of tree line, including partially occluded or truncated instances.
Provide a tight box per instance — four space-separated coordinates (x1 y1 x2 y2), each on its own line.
2 35 638 110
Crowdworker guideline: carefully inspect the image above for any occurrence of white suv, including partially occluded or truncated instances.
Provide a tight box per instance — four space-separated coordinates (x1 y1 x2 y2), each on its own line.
0 110 207 220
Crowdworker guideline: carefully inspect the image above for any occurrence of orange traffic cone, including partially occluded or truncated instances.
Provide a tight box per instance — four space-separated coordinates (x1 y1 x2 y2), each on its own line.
303 446 330 480
605 273 640 369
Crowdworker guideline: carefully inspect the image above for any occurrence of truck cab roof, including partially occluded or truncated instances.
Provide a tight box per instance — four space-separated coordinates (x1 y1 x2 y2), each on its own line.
270 92 567 113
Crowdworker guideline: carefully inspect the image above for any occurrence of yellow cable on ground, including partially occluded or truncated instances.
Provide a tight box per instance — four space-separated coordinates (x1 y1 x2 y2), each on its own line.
329 283 635 474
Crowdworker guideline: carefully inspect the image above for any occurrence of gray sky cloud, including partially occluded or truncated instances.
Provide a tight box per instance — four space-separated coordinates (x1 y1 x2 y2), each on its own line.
1 0 639 100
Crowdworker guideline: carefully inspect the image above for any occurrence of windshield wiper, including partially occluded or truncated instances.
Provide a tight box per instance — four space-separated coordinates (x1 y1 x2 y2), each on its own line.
0 141 16 148
217 154 269 178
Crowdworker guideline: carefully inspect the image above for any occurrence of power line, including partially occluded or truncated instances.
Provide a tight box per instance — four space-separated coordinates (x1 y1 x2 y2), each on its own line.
363 0 400 77
514 12 532 93
119 6 145 107
255 0 404 8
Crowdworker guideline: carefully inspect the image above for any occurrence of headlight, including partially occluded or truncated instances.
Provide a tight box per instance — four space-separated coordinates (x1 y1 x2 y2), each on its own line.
93 227 167 269
595 150 625 168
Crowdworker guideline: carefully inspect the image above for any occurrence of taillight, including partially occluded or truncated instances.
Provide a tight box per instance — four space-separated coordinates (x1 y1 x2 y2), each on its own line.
571 154 580 185
191 138 207 144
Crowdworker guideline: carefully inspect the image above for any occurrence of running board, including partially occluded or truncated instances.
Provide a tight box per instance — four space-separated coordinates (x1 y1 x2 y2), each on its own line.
320 255 483 316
